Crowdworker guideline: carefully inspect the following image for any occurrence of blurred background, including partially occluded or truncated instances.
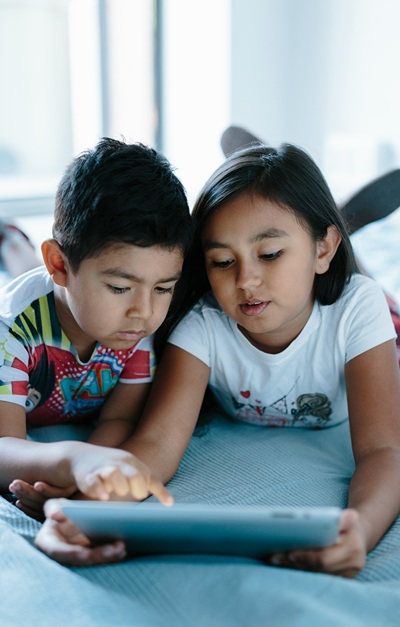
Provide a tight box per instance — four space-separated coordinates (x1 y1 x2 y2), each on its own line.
1 0 400 297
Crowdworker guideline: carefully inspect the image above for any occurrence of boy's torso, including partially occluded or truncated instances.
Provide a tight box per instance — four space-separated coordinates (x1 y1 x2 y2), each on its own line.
0 267 155 427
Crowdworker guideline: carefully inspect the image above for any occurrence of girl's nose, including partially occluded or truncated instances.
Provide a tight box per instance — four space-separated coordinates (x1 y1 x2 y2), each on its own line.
236 260 262 290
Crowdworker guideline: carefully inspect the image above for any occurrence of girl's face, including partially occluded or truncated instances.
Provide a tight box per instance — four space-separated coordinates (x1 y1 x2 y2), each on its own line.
201 191 337 354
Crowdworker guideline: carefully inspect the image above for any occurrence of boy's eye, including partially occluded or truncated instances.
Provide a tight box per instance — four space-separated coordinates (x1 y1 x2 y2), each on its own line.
108 285 129 294
211 259 234 268
260 250 281 261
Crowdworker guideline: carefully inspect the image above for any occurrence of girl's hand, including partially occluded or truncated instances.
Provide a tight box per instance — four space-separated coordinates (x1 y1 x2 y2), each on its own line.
270 509 367 578
70 446 174 505
34 499 127 566
8 479 78 521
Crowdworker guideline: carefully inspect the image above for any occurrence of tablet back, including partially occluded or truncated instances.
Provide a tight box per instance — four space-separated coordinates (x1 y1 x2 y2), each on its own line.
61 502 342 558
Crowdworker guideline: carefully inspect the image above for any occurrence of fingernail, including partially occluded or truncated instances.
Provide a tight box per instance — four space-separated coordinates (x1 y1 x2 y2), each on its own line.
102 546 126 559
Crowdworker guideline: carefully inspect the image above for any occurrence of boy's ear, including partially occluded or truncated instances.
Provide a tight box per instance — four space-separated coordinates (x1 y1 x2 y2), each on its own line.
41 239 69 286
315 226 342 275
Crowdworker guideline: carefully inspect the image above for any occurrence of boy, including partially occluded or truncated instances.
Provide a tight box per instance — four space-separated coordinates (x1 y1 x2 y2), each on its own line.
0 137 192 516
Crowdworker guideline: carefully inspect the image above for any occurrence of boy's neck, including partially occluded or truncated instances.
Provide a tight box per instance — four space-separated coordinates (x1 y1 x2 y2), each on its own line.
53 285 97 363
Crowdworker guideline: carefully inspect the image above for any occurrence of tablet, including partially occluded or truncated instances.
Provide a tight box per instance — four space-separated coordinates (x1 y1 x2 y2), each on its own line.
60 502 342 558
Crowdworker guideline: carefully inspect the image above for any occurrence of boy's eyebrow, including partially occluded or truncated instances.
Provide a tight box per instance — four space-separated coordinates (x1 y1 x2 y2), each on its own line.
203 228 288 251
100 269 182 283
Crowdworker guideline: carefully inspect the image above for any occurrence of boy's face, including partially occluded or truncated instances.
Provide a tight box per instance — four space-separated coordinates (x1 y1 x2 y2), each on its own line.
56 243 183 352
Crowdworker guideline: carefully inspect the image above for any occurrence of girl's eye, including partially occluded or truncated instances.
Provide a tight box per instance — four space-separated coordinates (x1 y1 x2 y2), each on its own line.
155 286 174 295
260 250 281 261
108 285 129 294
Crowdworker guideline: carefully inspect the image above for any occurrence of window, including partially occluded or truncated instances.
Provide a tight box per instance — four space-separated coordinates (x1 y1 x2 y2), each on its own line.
0 0 157 244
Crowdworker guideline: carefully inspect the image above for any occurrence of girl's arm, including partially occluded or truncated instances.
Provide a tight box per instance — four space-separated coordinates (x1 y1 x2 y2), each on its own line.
346 338 400 549
35 499 127 566
272 339 400 578
121 343 211 483
87 382 152 447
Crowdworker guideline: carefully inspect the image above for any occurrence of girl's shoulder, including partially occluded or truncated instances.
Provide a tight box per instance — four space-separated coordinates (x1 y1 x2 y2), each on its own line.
189 291 225 318
337 272 387 307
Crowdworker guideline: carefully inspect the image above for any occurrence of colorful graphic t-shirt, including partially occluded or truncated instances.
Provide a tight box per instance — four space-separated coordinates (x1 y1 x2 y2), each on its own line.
0 267 156 428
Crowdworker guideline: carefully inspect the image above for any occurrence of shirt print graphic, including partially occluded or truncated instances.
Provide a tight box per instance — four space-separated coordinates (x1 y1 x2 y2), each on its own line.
232 388 332 428
25 344 123 423
0 291 153 427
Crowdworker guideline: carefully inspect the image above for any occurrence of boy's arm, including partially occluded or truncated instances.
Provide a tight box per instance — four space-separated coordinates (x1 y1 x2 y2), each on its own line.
0 400 172 506
0 401 72 489
87 382 151 448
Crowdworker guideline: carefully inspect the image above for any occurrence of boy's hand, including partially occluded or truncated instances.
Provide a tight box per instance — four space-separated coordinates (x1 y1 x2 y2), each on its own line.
9 479 78 521
70 447 174 505
35 499 127 566
270 509 366 578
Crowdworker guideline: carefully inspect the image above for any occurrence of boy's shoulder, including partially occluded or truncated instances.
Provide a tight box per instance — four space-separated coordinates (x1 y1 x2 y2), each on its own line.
0 266 53 325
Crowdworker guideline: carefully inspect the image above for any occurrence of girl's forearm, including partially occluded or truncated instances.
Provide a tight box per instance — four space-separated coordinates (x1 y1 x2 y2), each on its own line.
87 418 136 448
121 432 184 485
348 446 400 551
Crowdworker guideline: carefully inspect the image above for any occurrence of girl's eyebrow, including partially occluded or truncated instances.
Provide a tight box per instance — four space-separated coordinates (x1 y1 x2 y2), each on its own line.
203 228 289 251
251 229 289 242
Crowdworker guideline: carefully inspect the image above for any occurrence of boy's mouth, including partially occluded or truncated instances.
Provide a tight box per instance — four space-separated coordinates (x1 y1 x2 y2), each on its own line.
117 330 145 341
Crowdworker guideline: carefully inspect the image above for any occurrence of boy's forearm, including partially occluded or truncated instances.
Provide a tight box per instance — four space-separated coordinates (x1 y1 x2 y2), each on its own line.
0 437 82 490
348 446 400 551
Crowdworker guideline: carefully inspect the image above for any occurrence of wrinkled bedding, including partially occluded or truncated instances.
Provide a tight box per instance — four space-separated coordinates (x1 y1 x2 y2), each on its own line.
2 416 400 627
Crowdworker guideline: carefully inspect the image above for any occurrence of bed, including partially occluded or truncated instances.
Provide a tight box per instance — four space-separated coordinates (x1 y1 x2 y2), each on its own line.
1 210 400 627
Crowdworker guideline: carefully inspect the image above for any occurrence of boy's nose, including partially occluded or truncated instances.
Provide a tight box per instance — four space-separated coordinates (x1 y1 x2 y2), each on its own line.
127 293 152 320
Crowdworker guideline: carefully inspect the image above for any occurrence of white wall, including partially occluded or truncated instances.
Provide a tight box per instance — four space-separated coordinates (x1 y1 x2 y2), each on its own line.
161 0 231 206
230 0 400 199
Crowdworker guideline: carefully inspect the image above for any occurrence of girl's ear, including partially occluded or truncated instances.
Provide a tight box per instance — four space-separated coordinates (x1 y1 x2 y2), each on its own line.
41 239 69 287
315 226 342 275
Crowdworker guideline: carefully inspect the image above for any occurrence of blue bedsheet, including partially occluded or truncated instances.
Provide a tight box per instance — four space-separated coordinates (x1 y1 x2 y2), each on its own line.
2 212 400 626
2 415 400 627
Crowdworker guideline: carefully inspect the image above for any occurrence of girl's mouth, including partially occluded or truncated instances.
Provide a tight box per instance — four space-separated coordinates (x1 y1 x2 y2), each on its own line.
239 301 269 316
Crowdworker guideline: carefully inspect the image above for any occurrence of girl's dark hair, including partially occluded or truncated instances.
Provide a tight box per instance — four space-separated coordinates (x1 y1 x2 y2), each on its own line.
183 142 356 314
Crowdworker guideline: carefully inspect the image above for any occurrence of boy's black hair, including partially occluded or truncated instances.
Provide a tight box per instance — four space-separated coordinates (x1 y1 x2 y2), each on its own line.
184 143 356 310
53 137 193 357
53 137 192 271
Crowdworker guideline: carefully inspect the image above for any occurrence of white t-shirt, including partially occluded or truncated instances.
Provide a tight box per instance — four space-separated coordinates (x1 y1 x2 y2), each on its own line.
168 274 396 428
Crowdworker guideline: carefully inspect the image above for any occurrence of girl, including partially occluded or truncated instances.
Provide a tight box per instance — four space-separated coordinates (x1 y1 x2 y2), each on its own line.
36 144 400 574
